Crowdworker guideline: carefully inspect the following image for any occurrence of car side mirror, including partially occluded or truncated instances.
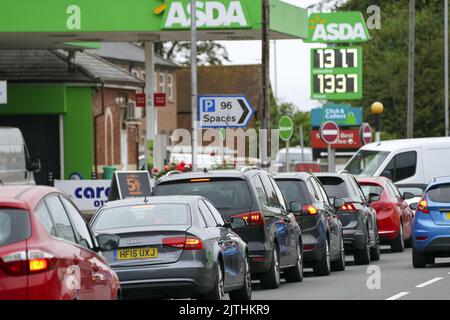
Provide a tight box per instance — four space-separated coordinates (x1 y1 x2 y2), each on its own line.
289 202 302 214
381 170 392 180
368 193 381 203
333 198 346 209
230 217 248 229
96 234 120 252
410 203 419 211
27 158 41 173
403 192 415 200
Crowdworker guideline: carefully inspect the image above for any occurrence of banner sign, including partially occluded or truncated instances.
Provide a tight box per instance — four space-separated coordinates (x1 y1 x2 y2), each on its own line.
108 171 153 201
311 129 363 150
311 104 363 127
55 180 111 211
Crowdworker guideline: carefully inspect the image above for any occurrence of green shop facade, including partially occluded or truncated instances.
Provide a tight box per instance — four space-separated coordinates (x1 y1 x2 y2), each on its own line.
0 0 308 184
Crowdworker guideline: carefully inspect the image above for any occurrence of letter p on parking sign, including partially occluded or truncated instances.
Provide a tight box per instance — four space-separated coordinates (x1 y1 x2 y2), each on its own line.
202 99 216 112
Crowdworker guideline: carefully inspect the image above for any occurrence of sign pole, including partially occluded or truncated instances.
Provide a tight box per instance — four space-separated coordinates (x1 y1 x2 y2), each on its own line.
144 41 156 173
328 145 335 173
446 0 449 137
191 0 198 171
285 141 290 172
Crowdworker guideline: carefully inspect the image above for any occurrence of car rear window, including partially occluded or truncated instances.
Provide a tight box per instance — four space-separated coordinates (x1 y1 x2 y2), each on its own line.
276 180 311 205
92 204 191 231
359 184 384 198
154 179 252 211
427 184 450 203
0 208 31 247
317 177 349 199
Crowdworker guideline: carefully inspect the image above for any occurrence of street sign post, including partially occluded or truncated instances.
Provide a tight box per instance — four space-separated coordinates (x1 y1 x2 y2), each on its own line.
279 116 294 172
198 95 254 128
320 121 340 173
0 81 7 104
360 123 373 145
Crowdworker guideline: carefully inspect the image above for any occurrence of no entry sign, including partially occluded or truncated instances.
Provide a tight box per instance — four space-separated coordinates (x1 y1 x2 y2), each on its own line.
320 121 340 145
360 123 372 145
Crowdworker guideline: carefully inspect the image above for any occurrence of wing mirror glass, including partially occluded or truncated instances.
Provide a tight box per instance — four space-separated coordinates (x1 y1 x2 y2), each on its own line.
333 198 346 209
403 192 415 200
368 193 381 203
289 202 302 214
96 234 120 252
230 217 248 229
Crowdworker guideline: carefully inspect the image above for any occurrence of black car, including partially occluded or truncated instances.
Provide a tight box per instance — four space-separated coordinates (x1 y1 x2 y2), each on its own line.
316 173 380 265
153 168 303 289
274 173 346 276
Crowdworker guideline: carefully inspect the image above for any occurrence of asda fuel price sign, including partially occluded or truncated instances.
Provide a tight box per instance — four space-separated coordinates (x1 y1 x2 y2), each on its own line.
311 47 363 100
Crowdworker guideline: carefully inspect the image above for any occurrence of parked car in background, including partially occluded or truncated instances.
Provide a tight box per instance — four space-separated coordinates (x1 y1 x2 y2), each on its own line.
412 177 450 268
0 186 120 300
0 127 40 185
270 147 314 173
153 169 304 289
316 173 380 265
357 177 414 252
275 173 346 276
90 196 251 300
344 137 450 184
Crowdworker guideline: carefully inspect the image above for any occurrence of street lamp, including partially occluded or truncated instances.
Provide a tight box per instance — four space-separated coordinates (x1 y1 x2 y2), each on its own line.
371 101 384 142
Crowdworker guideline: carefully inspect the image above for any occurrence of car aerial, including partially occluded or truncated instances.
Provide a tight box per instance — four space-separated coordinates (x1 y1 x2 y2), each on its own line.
357 177 414 252
274 173 346 276
0 186 121 300
316 173 380 265
89 196 252 300
412 177 450 268
153 168 303 289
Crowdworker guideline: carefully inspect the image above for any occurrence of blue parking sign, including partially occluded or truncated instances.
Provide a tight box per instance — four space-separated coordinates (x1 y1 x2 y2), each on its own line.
202 99 216 112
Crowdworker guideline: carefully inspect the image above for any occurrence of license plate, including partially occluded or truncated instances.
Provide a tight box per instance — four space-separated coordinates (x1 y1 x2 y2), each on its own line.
114 247 158 261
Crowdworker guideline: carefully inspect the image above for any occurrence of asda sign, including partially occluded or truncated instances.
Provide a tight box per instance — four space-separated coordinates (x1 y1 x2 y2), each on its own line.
306 12 370 43
161 0 251 30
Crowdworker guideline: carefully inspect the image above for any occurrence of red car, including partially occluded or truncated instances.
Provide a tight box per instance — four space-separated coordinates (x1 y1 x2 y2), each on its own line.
0 186 121 300
357 177 414 253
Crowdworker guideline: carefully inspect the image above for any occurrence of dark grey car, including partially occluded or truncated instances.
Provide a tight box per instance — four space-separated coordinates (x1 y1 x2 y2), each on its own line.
89 196 251 300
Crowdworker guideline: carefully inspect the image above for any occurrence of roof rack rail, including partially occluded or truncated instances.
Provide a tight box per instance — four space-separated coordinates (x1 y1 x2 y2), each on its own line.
240 166 261 173
337 170 350 175
165 170 183 177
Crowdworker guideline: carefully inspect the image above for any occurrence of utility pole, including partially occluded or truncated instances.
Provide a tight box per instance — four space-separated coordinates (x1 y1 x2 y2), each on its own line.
445 0 449 137
407 0 415 139
261 0 270 167
191 0 198 171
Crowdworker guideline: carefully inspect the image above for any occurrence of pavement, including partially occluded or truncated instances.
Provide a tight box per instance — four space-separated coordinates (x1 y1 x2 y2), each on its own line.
252 247 450 300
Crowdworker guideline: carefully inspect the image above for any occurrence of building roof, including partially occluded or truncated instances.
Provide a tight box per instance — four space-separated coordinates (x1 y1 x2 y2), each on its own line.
87 42 179 68
0 49 144 87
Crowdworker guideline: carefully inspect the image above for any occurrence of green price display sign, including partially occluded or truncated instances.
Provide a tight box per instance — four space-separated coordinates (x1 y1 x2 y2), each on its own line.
311 47 363 100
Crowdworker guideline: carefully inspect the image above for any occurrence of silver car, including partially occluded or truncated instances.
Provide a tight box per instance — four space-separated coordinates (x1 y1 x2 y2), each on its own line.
89 196 251 300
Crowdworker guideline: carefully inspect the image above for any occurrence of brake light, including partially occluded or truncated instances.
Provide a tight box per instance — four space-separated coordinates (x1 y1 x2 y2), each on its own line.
302 205 318 215
417 198 430 214
231 211 264 226
381 202 394 211
339 203 357 212
0 250 55 276
162 237 203 250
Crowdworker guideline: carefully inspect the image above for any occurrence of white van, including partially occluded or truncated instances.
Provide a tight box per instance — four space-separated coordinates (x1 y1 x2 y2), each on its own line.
344 137 450 184
0 127 40 185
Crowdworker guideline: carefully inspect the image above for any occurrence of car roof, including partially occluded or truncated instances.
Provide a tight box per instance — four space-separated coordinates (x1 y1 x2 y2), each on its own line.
0 186 61 209
315 173 349 179
358 137 450 153
156 169 262 184
101 195 205 209
273 172 314 181
428 176 450 187
356 176 389 185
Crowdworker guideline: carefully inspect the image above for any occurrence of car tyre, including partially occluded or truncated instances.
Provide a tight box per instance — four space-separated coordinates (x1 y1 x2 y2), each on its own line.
229 254 252 300
313 240 331 276
260 246 281 289
354 232 371 265
331 236 346 272
391 223 405 253
285 241 304 283
412 246 430 268
199 262 225 300
370 231 381 261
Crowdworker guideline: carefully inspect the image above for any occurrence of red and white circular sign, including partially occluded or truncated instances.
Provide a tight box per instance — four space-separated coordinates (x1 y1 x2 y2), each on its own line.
320 121 340 145
360 123 372 145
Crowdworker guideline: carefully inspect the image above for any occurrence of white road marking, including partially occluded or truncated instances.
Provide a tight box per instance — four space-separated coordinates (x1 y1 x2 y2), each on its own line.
386 292 410 300
416 277 444 288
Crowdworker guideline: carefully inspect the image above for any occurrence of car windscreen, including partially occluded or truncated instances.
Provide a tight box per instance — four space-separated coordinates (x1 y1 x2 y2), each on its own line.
0 208 31 247
276 180 311 205
317 177 349 199
92 204 191 231
154 179 252 211
0 144 26 172
359 184 384 198
345 150 390 176
427 184 450 203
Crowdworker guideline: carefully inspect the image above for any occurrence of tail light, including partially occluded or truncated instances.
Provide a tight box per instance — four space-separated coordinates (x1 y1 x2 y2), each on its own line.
381 202 394 211
0 250 55 277
417 197 430 214
339 203 358 212
162 237 203 250
302 205 318 215
231 211 264 226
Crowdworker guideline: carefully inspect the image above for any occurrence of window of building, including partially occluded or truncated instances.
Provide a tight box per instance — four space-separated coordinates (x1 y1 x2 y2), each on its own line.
159 73 165 93
167 74 174 100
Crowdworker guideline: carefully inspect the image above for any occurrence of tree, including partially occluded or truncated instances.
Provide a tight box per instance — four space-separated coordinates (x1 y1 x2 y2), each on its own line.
155 41 230 65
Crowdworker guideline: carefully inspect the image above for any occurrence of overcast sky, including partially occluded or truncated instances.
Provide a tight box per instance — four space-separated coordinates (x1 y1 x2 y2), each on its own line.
218 0 321 111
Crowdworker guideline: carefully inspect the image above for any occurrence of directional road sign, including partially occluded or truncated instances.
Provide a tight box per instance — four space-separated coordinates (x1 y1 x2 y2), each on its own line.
198 95 254 128
320 121 340 145
360 123 372 145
